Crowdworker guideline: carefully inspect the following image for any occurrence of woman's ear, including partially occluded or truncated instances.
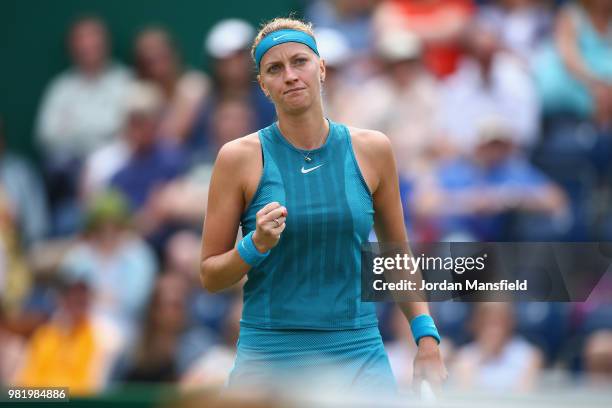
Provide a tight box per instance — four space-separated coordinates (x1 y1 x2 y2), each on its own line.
319 58 326 84
257 74 270 97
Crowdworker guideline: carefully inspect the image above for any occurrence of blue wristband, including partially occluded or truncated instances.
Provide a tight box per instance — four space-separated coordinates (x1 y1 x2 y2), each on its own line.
237 231 270 267
410 314 441 345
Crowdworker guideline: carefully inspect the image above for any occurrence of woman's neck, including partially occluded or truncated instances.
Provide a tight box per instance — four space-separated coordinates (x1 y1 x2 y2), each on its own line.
276 105 329 150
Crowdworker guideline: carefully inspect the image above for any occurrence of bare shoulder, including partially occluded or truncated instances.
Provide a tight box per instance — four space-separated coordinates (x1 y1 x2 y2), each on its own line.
346 126 394 159
213 132 263 202
345 126 395 194
215 132 261 168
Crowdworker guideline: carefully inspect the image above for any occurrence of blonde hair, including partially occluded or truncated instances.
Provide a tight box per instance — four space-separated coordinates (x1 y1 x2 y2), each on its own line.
251 17 315 63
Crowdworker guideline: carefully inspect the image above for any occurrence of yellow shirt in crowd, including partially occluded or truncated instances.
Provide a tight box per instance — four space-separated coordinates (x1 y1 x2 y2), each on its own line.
17 319 101 396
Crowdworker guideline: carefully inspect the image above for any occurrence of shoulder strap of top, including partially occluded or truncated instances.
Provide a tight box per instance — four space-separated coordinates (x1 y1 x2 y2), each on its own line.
335 121 374 198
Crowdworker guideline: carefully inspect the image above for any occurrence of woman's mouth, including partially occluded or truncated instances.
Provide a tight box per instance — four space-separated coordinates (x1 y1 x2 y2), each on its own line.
284 87 306 95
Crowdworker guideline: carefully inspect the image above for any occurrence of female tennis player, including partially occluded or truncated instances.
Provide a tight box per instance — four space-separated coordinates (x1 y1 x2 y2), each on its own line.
200 17 447 393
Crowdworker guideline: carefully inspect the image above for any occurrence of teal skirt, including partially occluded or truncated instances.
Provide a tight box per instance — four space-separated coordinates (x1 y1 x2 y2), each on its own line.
227 324 397 393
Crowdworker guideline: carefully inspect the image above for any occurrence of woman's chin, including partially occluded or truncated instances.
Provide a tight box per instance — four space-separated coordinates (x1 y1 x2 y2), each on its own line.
281 96 312 114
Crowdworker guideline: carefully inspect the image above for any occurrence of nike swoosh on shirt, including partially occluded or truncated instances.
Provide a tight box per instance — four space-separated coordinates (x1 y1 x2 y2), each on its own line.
272 34 291 41
301 164 324 174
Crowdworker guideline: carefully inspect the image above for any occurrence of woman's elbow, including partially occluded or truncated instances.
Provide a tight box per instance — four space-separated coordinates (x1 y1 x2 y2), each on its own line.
199 261 221 293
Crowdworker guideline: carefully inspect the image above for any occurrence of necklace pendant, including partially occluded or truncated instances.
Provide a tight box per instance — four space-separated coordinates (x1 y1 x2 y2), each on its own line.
304 156 312 162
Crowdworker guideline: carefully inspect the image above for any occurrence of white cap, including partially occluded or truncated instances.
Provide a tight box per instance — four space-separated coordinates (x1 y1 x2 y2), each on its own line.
315 28 351 67
205 19 255 59
377 29 422 62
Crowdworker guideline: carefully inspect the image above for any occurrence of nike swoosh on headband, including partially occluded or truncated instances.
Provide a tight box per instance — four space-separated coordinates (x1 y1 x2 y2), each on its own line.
272 34 291 41
301 164 324 174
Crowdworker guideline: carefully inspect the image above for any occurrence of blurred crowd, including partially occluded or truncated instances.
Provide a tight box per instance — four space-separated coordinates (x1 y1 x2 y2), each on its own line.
0 0 612 398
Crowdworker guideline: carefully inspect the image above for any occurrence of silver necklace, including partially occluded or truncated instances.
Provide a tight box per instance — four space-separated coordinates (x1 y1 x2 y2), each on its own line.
301 125 328 162
303 151 314 162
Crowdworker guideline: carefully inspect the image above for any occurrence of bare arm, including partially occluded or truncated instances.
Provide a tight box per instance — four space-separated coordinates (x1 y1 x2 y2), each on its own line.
413 183 568 218
364 131 431 322
515 184 568 216
353 128 448 389
199 140 251 292
160 72 210 143
556 8 602 88
199 136 287 293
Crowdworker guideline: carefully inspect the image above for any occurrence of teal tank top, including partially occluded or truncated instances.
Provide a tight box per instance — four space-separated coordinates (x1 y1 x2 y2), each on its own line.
240 119 377 329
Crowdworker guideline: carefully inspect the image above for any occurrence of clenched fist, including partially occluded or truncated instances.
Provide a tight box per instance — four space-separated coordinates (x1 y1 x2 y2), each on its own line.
252 202 287 253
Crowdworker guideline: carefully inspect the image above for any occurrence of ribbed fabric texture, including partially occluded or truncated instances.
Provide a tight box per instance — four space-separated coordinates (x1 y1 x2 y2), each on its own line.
240 120 376 329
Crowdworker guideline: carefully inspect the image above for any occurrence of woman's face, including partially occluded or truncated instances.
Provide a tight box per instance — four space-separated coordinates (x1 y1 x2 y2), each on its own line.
70 20 108 73
136 31 177 81
257 42 325 115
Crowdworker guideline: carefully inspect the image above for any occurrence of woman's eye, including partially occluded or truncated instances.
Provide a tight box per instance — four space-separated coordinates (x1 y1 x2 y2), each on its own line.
295 58 307 65
268 65 280 73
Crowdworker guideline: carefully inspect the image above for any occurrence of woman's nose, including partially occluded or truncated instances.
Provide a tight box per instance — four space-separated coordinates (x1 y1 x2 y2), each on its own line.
283 66 299 82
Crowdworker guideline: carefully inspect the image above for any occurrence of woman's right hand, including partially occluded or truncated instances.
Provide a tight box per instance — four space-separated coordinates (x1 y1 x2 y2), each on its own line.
252 202 287 253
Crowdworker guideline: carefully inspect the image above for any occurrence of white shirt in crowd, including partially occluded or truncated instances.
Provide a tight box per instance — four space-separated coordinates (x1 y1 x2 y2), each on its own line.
439 53 540 153
453 336 541 392
36 63 132 159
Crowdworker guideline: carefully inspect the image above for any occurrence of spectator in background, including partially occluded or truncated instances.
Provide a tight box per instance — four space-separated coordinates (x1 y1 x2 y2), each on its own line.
451 303 543 393
439 22 540 153
142 101 241 235
412 117 568 241
0 190 31 318
123 272 197 383
0 117 45 320
16 276 119 395
81 81 169 201
203 19 258 103
84 82 206 248
477 0 554 63
345 30 443 181
134 27 209 145
163 230 231 369
0 117 48 246
0 305 25 385
35 17 132 235
107 82 187 246
373 0 475 78
306 0 379 55
531 0 612 186
315 28 361 122
131 168 210 237
534 0 612 127
36 16 131 158
209 98 256 151
79 81 150 201
187 19 274 163
0 177 31 320
60 190 157 347
180 294 242 389
583 330 612 386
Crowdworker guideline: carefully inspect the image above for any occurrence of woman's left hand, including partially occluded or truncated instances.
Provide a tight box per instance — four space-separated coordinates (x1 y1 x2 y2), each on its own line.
413 336 448 394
